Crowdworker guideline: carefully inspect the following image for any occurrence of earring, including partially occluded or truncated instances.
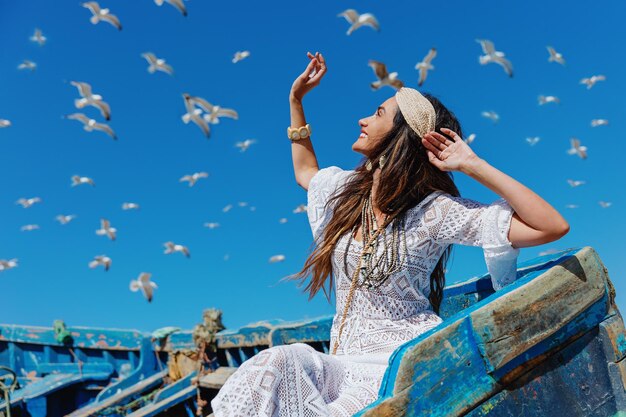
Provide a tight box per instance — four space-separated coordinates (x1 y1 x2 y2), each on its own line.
379 154 387 169
365 159 373 171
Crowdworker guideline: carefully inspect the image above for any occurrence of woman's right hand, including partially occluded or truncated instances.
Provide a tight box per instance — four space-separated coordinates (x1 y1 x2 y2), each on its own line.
290 52 327 102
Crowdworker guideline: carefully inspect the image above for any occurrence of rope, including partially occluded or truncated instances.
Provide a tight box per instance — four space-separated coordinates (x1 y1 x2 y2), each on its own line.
0 366 17 417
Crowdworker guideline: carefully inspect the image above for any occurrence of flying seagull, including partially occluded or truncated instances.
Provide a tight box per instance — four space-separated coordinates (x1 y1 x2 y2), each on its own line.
415 48 437 86
65 113 117 140
525 137 540 146
164 241 190 258
141 52 174 75
16 197 42 208
538 95 560 105
464 133 477 145
18 60 36 71
368 60 404 91
71 81 111 120
235 139 256 152
567 179 586 188
203 222 220 229
567 138 587 160
580 75 606 89
293 204 307 214
153 0 187 16
0 119 11 128
599 201 612 208
129 272 157 302
96 218 117 240
21 224 40 232
591 119 609 127
56 214 77 225
481 110 500 123
232 50 250 63
547 46 565 65
30 28 47 46
269 254 286 263
82 2 122 30
338 9 380 35
89 255 112 271
476 39 513 77
71 175 96 187
179 171 208 187
122 202 140 210
0 259 18 272
181 93 211 138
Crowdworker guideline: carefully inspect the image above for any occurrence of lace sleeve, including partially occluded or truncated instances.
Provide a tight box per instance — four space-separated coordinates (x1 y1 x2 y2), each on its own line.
306 166 353 243
429 193 520 291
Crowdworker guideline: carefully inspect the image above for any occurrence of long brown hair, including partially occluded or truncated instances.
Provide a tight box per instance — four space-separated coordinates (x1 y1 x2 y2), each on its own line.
286 93 463 315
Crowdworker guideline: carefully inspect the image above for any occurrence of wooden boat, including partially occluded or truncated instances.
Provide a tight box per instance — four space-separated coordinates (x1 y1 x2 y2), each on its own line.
1 246 624 416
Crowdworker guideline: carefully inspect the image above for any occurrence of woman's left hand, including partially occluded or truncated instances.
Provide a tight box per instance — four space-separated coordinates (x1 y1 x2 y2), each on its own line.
422 128 480 173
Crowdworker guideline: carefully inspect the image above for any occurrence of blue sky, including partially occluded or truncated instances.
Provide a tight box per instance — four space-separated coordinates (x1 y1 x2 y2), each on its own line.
1 0 625 333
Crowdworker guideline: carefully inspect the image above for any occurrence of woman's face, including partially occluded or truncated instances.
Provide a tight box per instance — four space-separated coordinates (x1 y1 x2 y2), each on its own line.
352 96 397 158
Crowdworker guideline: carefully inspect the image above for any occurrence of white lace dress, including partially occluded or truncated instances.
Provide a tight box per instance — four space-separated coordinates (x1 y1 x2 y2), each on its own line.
211 166 520 417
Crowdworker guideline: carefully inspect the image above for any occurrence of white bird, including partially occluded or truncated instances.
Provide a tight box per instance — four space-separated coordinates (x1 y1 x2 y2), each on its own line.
95 218 117 241
415 48 437 87
179 172 208 187
269 254 286 263
567 179 586 187
546 46 565 65
65 113 117 140
71 81 111 120
122 202 140 210
181 93 211 138
580 75 606 89
279 218 288 224
481 111 500 123
368 60 404 91
82 2 122 30
538 95 560 105
565 204 579 209
0 119 11 128
293 204 307 214
203 222 220 229
56 214 77 225
222 204 233 213
71 175 96 187
30 28 47 46
338 9 380 35
0 259 18 272
464 133 476 145
154 0 187 16
591 119 609 127
141 52 174 75
129 272 157 302
89 255 112 271
476 39 513 77
567 138 587 159
18 60 36 71
238 201 248 207
599 201 612 208
232 50 250 63
164 241 190 258
21 224 40 232
525 137 540 146
198 102 239 125
235 139 256 152
16 197 42 208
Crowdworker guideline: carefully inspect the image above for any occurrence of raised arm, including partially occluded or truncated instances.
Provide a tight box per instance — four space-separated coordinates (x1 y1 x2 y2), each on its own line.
422 128 570 249
289 52 327 190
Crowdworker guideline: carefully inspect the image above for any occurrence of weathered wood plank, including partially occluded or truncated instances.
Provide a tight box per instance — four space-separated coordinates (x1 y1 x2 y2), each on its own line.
471 246 607 372
198 366 237 389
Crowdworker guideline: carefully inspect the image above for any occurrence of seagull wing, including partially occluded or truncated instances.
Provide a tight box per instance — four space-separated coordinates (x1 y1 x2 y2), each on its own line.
368 60 388 80
167 0 187 16
102 13 122 30
494 56 513 77
192 115 211 138
477 39 496 55
141 52 157 65
82 2 101 15
423 48 437 64
93 122 117 139
92 100 111 120
71 81 93 98
360 13 380 31
189 96 215 113
66 113 91 125
216 108 238 119
338 9 358 24
418 67 427 86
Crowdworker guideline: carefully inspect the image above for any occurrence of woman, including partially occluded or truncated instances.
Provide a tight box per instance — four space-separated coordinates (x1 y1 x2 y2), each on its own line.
211 52 570 417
